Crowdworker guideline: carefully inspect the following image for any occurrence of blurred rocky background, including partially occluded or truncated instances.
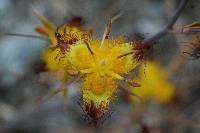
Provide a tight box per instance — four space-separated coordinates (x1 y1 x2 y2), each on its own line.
0 0 200 132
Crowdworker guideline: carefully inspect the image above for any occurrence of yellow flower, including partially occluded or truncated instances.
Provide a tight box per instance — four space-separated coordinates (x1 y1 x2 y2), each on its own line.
131 61 175 104
34 13 142 122
34 12 84 71
68 37 138 119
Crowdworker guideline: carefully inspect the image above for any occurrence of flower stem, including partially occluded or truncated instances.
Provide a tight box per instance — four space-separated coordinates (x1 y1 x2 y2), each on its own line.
142 0 189 45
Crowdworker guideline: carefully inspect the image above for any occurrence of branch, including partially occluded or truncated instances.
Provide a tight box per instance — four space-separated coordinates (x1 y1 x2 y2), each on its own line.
0 32 48 41
142 0 189 45
169 28 200 34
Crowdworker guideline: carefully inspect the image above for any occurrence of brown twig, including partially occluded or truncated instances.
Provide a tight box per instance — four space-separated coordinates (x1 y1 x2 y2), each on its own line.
142 0 189 45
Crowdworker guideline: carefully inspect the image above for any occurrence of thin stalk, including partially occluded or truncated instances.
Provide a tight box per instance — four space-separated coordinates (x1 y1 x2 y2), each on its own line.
142 0 189 45
0 32 48 41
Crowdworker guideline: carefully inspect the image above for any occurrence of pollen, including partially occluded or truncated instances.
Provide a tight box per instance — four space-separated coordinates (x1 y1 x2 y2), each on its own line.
55 24 84 48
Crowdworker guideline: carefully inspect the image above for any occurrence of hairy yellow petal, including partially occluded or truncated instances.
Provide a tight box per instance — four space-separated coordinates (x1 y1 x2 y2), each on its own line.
68 38 137 76
83 74 116 108
41 48 68 71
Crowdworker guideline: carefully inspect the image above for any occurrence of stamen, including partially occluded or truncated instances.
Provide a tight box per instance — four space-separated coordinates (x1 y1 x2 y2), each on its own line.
117 51 134 58
100 13 122 49
125 79 141 87
80 68 94 74
183 51 194 56
100 19 112 48
84 39 94 55
106 71 124 80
